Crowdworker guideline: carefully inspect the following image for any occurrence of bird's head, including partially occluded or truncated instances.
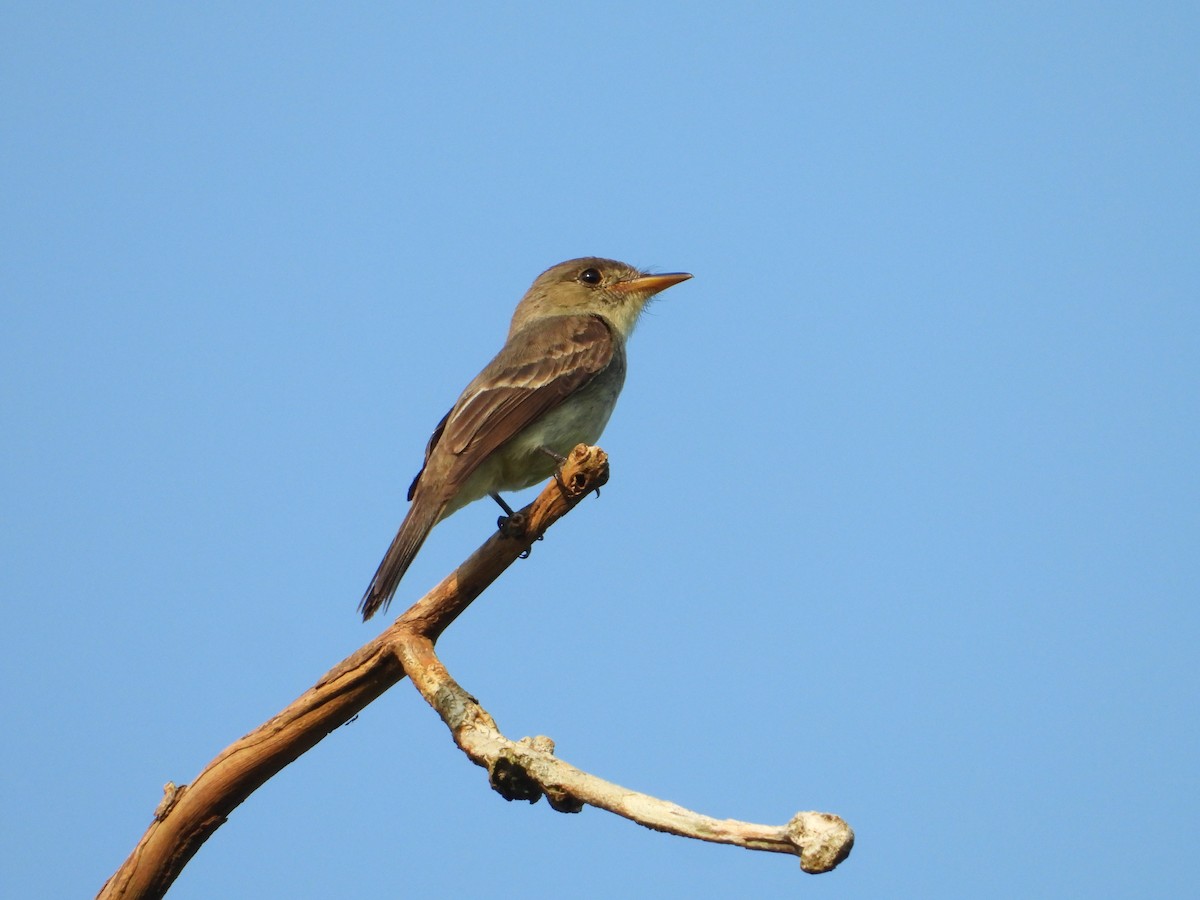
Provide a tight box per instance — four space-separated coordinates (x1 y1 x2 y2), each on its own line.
511 257 691 339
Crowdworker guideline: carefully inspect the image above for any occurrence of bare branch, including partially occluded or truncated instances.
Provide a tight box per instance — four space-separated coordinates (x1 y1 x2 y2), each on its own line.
393 632 854 874
99 444 851 897
99 446 607 899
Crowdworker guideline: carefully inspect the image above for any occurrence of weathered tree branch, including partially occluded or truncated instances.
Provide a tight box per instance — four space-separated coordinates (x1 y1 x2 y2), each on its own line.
99 444 851 898
394 632 854 873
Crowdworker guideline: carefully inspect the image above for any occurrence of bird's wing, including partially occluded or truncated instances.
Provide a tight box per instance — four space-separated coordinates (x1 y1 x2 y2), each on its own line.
408 409 450 500
409 314 614 494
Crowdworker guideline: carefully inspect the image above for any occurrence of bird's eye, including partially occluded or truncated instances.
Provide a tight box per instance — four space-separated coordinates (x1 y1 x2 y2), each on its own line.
578 267 602 285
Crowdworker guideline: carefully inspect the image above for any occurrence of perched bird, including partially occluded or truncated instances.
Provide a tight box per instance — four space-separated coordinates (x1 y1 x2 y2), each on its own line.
359 257 691 621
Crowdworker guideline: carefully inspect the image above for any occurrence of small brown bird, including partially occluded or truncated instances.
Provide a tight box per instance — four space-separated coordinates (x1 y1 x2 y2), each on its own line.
359 257 691 620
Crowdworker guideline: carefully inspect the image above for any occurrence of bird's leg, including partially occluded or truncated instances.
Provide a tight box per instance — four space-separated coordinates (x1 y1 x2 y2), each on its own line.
491 491 520 534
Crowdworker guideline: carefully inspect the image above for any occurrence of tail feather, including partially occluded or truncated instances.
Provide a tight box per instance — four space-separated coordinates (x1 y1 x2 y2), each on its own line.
359 495 444 621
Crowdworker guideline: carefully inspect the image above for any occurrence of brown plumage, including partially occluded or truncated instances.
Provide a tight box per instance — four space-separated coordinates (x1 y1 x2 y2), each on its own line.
359 257 690 621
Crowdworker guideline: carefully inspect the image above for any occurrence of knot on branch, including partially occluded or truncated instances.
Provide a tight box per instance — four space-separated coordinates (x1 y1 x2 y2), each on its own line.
558 443 610 501
153 782 186 821
786 812 855 874
490 752 542 803
486 736 584 813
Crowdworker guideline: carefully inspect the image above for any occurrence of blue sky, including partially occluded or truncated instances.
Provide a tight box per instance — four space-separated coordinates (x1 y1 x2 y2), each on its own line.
3 3 1197 897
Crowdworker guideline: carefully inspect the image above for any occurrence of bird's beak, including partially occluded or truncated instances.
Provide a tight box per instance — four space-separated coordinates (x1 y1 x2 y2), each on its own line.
614 272 693 296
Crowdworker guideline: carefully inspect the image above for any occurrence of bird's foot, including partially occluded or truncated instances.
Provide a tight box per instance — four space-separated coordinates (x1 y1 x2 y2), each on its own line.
496 510 529 539
518 533 544 558
491 491 542 554
536 447 580 504
543 449 606 503
491 492 524 536
495 511 543 557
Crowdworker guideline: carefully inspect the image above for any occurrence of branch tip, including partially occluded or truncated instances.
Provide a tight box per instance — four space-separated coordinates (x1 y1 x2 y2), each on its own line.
786 811 855 874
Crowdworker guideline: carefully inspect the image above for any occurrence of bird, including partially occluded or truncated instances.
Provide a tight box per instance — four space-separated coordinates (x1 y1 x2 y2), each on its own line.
358 256 691 621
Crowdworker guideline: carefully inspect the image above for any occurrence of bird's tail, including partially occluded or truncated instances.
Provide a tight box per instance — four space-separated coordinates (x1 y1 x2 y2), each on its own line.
359 494 445 621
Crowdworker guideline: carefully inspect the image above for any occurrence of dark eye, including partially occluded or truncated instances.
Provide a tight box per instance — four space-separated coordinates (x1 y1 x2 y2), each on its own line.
578 267 602 285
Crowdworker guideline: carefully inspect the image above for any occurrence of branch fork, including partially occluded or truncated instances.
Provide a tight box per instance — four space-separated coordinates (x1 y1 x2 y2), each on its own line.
100 444 851 899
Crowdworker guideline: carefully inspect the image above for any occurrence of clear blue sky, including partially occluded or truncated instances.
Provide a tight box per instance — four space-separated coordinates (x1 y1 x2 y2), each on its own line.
3 4 1197 897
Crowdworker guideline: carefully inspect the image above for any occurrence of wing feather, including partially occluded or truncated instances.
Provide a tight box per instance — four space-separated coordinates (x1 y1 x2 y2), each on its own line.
408 314 614 494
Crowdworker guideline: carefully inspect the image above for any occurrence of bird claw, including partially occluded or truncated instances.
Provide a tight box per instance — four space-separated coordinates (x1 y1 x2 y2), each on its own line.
517 534 545 559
